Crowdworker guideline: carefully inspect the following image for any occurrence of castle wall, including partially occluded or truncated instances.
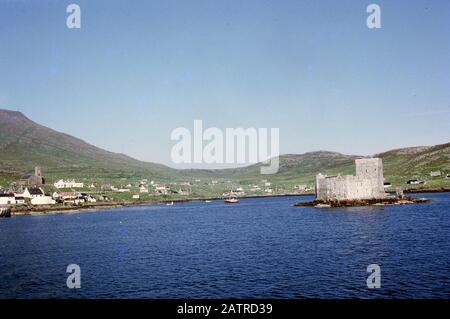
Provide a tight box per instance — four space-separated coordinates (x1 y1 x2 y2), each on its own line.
315 158 385 202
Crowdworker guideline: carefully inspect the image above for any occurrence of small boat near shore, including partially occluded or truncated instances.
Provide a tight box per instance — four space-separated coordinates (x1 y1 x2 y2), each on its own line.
224 198 239 204
166 201 174 206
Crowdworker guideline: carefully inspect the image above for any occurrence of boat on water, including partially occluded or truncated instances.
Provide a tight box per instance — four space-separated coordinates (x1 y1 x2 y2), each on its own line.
224 198 239 204
205 200 212 203
166 201 174 206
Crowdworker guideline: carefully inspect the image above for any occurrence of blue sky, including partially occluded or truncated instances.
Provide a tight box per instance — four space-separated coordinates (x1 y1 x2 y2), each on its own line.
0 0 449 168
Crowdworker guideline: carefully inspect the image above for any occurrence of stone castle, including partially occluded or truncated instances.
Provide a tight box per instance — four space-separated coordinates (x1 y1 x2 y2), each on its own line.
315 158 386 201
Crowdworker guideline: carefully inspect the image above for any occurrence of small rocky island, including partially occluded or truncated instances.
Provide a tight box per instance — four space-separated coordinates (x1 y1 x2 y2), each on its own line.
295 196 430 208
295 158 431 208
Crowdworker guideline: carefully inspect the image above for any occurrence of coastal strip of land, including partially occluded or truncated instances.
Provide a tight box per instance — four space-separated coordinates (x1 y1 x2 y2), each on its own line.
6 187 449 216
9 193 309 216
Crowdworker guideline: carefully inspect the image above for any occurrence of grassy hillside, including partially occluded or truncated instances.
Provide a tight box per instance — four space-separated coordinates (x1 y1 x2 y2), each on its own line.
0 109 448 192
0 109 177 183
377 143 450 189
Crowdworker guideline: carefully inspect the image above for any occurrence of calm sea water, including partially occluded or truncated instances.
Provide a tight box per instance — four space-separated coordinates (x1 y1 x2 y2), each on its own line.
0 193 449 298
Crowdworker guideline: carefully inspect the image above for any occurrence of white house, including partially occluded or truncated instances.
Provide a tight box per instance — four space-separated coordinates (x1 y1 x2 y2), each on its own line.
23 187 45 199
54 179 84 189
430 171 441 177
86 195 97 203
31 196 55 205
0 194 16 205
153 184 169 195
140 186 149 193
15 196 26 205
59 192 85 205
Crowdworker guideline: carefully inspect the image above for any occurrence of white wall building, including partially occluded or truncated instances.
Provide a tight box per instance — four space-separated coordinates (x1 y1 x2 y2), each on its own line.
54 179 84 189
140 186 149 193
23 187 45 199
31 196 55 205
430 171 441 177
0 194 16 205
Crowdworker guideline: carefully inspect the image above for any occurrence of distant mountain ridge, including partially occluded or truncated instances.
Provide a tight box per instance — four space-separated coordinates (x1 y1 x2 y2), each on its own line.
0 109 448 186
0 109 175 179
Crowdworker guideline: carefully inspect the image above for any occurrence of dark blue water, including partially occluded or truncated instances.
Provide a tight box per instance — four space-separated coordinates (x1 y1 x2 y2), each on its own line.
0 193 449 298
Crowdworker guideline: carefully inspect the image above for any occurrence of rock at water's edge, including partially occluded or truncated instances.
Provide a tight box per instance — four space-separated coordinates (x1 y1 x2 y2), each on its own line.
294 196 430 208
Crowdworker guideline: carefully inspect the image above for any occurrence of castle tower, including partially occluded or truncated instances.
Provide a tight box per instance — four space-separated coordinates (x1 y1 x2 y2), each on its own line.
35 166 42 177
355 158 385 198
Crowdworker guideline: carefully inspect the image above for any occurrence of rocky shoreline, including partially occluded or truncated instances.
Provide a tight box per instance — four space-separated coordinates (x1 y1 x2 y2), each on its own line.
294 196 431 208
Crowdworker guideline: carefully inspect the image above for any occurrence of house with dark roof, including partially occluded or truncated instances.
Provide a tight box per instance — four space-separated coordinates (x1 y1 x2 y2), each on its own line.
23 187 45 199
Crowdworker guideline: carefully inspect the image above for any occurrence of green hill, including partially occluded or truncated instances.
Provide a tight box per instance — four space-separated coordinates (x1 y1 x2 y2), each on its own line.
0 109 177 183
376 143 450 189
0 109 448 191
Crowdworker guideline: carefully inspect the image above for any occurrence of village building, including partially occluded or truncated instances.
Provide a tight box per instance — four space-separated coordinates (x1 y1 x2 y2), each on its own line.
139 186 149 193
19 167 45 186
0 193 16 205
53 179 84 189
31 196 55 205
98 195 109 201
22 187 45 199
14 196 25 205
80 193 96 203
430 171 441 177
153 184 169 195
59 192 85 205
19 187 54 205
87 196 96 203
315 158 386 202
